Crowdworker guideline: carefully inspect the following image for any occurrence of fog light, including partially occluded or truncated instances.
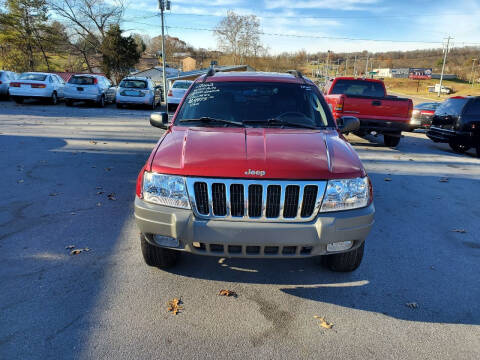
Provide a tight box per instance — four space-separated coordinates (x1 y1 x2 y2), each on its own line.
153 235 179 247
327 241 353 252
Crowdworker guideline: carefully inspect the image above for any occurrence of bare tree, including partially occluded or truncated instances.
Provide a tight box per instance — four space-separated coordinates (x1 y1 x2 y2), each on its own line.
48 0 124 70
214 11 262 65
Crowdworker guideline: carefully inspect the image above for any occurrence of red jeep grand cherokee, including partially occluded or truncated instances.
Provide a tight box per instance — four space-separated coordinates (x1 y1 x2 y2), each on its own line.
135 71 375 272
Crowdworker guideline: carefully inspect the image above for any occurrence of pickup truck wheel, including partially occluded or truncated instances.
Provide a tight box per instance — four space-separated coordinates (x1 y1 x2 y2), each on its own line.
140 234 179 268
449 142 470 154
323 242 364 272
384 134 400 147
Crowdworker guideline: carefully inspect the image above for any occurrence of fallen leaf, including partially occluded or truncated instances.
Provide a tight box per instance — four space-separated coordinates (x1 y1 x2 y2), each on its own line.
405 302 418 309
167 298 184 315
107 193 116 201
65 245 75 250
89 140 97 144
384 178 392 182
49 192 58 197
97 191 104 195
452 228 466 233
104 167 112 171
218 289 237 297
314 316 333 329
439 177 449 183
96 186 103 190
70 247 91 256
70 212 77 215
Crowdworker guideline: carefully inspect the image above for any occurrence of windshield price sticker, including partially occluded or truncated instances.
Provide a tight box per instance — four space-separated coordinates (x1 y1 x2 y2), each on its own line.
187 83 220 107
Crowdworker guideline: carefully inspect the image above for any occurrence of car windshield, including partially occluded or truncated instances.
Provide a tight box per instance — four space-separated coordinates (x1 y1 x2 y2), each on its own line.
330 79 385 97
120 80 147 89
175 81 331 128
172 81 192 89
69 76 95 85
435 98 469 116
19 73 47 81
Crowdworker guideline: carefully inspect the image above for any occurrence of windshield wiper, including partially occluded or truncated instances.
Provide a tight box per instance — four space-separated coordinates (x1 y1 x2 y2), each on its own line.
244 118 318 129
178 117 244 127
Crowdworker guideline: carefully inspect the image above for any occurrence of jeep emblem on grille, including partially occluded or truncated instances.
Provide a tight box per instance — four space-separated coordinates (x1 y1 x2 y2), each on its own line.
244 169 266 176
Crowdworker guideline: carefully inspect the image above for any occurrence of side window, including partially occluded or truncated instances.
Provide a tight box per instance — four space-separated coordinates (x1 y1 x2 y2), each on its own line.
464 99 480 116
49 76 54 83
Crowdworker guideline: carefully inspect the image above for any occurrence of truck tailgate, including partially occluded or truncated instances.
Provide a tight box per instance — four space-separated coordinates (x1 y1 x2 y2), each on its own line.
343 96 411 122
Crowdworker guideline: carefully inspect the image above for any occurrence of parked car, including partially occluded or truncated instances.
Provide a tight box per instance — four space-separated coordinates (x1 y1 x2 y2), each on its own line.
9 72 65 104
323 77 413 147
427 96 480 157
116 77 161 109
64 74 116 107
0 70 17 99
134 71 375 272
167 80 193 111
409 102 441 130
428 84 453 94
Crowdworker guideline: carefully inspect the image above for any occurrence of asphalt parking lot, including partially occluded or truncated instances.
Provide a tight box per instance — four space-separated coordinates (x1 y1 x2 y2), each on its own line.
1 100 479 360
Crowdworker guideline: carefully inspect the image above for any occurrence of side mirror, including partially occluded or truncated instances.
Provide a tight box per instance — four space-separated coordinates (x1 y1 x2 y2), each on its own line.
337 116 360 134
150 112 169 129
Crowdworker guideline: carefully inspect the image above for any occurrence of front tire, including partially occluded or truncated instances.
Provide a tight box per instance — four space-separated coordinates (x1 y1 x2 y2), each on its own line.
140 234 179 268
323 242 365 272
384 133 401 147
97 95 105 108
449 141 470 154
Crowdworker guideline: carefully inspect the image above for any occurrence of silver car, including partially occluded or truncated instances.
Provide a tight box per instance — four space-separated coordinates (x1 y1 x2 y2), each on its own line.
64 74 116 107
116 77 162 109
0 70 17 98
167 80 193 111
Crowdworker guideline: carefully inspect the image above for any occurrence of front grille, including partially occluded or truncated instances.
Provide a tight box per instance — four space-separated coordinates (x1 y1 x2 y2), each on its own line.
192 243 313 256
186 178 326 222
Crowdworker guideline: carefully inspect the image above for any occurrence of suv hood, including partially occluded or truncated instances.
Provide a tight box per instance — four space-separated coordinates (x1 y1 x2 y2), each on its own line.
149 127 365 180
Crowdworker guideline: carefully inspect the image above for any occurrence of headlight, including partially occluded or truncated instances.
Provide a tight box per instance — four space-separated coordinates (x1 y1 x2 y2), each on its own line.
142 172 190 209
320 177 370 212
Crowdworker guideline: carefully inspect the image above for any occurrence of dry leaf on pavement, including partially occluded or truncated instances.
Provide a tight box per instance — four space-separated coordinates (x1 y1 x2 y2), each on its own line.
69 247 90 256
439 177 449 183
218 289 237 297
405 302 418 309
107 193 116 201
65 245 75 250
451 229 466 233
384 178 392 182
314 316 333 329
89 140 97 144
167 298 183 315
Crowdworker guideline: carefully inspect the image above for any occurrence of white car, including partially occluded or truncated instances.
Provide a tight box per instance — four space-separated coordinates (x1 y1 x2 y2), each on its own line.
116 77 162 109
167 80 193 111
64 74 116 107
0 70 18 98
9 72 65 104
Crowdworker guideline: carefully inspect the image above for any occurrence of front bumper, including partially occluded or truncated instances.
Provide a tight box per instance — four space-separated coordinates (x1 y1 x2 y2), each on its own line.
359 118 410 133
427 126 477 145
64 92 100 101
134 197 375 258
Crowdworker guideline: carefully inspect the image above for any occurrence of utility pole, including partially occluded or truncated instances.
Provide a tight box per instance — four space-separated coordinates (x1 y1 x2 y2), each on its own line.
364 54 369 76
438 36 452 97
159 0 170 109
353 55 357 77
470 58 477 87
326 50 331 80
345 58 348 76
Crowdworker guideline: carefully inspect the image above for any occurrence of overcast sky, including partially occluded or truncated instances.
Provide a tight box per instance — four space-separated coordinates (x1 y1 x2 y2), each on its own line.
122 0 480 54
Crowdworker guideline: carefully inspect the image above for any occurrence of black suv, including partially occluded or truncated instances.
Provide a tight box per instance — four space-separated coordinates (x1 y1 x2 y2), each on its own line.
427 96 480 157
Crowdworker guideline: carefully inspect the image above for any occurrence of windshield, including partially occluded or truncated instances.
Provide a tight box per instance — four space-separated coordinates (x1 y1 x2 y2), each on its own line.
416 102 440 110
119 80 147 89
69 76 95 85
172 81 192 89
330 79 385 97
435 98 469 116
175 81 331 128
19 73 47 81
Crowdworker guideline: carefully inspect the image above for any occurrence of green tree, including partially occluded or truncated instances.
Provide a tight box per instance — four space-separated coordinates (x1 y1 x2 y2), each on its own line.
0 0 63 71
100 24 143 83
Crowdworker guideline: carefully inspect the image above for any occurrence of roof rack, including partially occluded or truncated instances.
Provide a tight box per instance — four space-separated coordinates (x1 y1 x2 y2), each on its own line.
286 70 303 78
202 67 216 83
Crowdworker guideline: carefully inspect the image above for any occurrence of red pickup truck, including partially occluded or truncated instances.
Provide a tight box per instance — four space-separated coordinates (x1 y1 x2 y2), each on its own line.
135 71 375 272
323 77 413 147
